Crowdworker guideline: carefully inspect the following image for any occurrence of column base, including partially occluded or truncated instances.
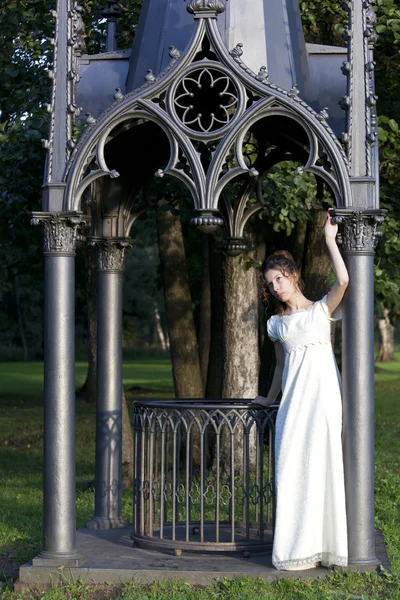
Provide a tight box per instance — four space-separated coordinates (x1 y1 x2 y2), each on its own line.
32 550 85 567
336 557 381 573
86 516 129 530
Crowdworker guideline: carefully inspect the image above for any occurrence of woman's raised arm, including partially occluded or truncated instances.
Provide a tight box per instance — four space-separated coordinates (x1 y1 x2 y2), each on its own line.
325 210 349 315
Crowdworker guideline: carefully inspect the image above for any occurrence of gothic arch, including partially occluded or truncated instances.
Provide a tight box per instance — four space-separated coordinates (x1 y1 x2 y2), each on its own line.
63 7 353 221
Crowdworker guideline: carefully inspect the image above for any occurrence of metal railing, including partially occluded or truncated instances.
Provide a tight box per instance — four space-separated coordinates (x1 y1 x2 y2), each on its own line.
132 400 277 556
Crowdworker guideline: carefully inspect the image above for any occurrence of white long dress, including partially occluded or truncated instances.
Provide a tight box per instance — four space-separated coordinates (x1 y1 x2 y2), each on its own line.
267 295 348 570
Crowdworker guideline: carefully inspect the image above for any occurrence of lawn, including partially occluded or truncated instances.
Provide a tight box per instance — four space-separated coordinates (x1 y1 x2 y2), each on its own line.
0 356 399 599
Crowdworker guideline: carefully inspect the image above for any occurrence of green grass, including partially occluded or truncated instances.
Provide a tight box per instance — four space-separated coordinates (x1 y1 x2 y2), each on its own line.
1 571 400 599
0 356 400 599
0 359 175 401
374 352 400 575
0 360 174 569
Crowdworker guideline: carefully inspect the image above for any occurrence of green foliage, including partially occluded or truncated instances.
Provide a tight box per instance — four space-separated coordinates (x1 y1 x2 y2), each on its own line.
3 572 400 599
0 0 54 353
374 215 400 320
0 0 144 357
123 239 167 349
374 359 400 572
374 115 400 320
378 116 400 210
258 162 333 236
374 0 400 119
80 0 143 54
0 111 47 355
300 0 347 45
0 0 54 125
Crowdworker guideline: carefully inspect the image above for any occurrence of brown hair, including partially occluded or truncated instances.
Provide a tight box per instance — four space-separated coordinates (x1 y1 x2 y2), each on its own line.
261 250 304 315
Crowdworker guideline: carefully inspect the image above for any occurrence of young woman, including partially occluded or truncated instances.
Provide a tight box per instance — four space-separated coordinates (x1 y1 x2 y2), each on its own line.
254 211 349 571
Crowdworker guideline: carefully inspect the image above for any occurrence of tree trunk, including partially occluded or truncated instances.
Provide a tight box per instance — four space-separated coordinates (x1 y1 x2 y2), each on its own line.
14 272 29 361
156 199 204 398
79 243 97 403
377 307 396 362
221 233 259 472
291 219 308 273
303 209 332 300
222 253 259 399
154 302 169 351
121 388 134 488
156 199 204 466
198 236 211 393
206 236 224 399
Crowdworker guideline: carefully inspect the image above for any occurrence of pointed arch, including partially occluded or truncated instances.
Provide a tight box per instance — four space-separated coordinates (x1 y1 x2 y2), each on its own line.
209 99 351 211
63 10 353 218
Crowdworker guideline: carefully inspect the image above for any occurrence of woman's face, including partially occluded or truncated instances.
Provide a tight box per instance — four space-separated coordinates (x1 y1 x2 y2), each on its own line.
264 268 297 303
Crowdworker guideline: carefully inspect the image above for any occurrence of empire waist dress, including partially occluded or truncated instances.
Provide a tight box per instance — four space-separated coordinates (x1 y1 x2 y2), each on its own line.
267 294 348 570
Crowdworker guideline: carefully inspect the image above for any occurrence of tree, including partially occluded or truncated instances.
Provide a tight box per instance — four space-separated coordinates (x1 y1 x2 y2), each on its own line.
156 198 204 399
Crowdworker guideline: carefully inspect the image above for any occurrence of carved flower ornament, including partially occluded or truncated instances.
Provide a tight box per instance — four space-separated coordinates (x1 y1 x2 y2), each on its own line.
174 68 238 133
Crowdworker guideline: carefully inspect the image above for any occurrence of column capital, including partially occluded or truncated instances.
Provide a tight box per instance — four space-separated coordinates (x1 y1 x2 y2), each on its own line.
31 211 88 256
87 236 133 272
332 209 386 255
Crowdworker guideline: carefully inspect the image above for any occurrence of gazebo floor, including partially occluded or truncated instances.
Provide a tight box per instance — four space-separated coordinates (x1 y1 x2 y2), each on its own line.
16 527 390 591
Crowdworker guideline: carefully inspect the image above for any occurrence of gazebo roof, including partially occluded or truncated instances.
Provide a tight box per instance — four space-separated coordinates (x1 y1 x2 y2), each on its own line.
76 0 347 135
126 0 309 95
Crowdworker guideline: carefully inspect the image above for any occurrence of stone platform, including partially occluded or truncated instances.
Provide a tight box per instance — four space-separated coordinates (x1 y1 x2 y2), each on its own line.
16 527 390 590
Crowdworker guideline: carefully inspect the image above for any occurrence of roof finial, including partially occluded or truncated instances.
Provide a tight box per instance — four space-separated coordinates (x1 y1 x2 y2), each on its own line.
185 0 226 16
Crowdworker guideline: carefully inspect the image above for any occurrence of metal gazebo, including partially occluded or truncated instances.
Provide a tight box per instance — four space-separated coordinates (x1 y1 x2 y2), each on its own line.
30 0 383 574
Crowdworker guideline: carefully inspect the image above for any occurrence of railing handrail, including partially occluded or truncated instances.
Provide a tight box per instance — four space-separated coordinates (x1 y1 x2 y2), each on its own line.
133 399 280 409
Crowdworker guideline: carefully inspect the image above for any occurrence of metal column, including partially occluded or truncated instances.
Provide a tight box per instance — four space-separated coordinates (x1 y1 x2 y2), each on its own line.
339 210 385 569
87 237 132 529
31 212 85 565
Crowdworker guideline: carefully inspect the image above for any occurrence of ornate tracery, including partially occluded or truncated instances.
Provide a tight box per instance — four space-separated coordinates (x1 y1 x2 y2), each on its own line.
61 3 354 244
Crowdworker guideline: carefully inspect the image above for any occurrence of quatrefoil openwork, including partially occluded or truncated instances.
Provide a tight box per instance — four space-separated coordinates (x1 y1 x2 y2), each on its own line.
173 68 238 134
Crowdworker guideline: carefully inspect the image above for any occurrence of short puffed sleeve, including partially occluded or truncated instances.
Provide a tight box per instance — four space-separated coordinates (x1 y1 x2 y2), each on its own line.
320 294 342 321
267 315 279 342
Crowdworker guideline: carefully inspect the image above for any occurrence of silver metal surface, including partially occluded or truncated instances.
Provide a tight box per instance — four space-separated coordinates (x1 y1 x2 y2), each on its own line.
126 0 308 96
31 213 86 560
43 255 77 554
77 51 131 121
42 0 84 211
133 400 277 555
339 210 384 567
86 238 131 529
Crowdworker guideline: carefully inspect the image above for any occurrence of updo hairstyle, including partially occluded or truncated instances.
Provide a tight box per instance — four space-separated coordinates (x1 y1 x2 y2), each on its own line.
261 250 304 314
